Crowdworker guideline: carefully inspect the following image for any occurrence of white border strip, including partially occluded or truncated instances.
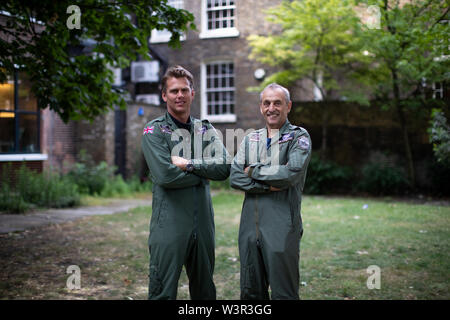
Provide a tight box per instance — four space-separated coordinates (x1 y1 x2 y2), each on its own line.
0 154 48 162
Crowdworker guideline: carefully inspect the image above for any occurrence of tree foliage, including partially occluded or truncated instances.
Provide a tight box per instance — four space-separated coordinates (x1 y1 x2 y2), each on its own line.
429 109 450 167
248 0 371 104
0 0 195 122
357 0 449 102
248 0 449 185
357 0 449 186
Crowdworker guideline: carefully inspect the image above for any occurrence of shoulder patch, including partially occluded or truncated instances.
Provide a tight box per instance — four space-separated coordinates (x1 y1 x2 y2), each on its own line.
279 132 294 143
196 124 208 135
143 125 154 136
250 132 260 142
159 124 172 134
298 136 310 150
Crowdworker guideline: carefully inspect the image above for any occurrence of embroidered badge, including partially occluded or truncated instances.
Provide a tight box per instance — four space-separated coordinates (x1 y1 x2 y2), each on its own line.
196 125 208 135
160 124 172 134
279 132 294 144
250 133 260 142
143 126 154 135
298 136 310 150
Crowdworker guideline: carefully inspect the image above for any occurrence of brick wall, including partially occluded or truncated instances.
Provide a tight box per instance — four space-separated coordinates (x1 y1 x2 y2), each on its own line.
0 161 43 186
41 108 77 173
125 103 166 179
149 0 286 138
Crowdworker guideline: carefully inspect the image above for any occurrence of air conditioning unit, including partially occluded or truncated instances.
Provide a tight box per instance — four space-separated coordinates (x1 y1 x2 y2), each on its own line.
131 61 160 83
135 94 160 105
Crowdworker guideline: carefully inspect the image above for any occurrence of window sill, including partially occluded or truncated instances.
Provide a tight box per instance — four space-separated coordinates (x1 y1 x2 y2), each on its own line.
0 153 48 162
149 34 186 44
204 114 236 123
199 28 240 39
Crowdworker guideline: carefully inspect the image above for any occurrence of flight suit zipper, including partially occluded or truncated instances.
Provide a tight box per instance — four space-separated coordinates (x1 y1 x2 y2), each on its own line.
191 126 198 241
193 185 198 240
255 194 261 247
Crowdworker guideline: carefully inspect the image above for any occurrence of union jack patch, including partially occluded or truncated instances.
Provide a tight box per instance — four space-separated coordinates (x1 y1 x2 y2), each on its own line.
143 126 154 135
160 125 172 134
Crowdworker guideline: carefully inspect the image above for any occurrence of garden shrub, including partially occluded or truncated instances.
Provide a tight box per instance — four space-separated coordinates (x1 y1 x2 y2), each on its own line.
304 154 353 194
67 150 115 195
359 162 410 195
427 159 450 196
0 164 80 213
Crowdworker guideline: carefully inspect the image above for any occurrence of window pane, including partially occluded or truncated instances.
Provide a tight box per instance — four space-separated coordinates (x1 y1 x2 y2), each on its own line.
18 73 37 111
18 114 38 152
205 62 235 116
0 115 15 152
0 74 14 111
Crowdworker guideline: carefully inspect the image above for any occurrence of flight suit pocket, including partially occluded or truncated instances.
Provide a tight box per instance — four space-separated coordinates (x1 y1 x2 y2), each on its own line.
157 201 167 228
152 196 167 229
242 264 257 297
148 265 163 298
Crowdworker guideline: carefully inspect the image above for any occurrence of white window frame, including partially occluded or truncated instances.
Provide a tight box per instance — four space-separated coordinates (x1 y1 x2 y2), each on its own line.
201 61 236 123
150 0 186 43
199 0 239 39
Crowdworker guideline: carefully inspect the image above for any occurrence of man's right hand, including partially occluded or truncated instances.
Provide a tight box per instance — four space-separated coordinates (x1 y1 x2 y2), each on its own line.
270 186 282 192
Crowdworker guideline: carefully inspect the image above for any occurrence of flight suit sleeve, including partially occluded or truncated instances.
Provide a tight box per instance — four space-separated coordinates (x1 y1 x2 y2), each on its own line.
247 131 311 190
190 123 231 181
230 136 271 193
142 124 202 189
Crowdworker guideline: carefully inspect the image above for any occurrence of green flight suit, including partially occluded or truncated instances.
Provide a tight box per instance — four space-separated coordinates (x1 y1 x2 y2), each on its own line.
230 120 311 300
141 112 230 300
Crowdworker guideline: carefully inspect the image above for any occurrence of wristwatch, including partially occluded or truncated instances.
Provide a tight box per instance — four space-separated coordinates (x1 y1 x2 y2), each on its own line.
186 160 194 172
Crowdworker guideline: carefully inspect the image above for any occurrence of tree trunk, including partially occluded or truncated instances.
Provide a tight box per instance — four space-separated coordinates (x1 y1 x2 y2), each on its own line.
320 105 329 159
392 69 416 188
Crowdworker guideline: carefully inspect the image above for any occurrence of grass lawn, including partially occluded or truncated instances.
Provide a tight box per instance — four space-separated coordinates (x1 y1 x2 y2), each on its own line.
0 191 448 300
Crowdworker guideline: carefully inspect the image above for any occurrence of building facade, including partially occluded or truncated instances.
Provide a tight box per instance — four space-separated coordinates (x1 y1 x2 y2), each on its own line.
149 0 286 134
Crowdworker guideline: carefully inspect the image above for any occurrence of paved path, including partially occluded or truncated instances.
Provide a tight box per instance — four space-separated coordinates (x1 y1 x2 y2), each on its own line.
0 199 152 234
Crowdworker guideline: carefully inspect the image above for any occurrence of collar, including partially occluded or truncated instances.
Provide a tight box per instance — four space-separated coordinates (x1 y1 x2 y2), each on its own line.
165 112 192 131
267 120 291 148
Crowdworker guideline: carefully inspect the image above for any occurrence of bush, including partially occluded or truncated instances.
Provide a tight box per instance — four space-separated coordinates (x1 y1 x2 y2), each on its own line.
0 184 30 214
0 164 80 213
304 155 353 194
428 109 450 167
67 150 115 195
359 163 410 196
427 159 450 196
